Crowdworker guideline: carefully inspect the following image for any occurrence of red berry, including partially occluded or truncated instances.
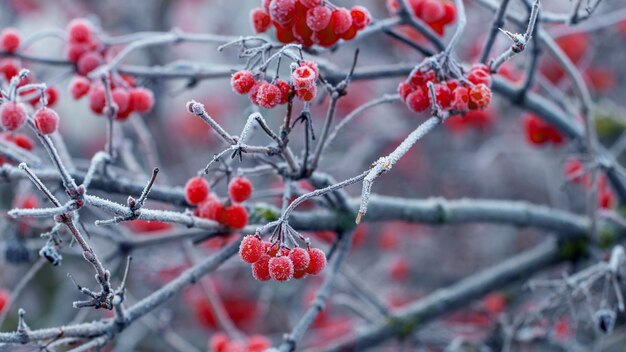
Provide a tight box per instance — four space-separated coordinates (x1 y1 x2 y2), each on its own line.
289 247 310 271
350 6 372 30
229 176 253 203
433 83 451 109
451 86 469 111
291 65 316 90
269 256 294 281
129 87 154 113
522 114 563 145
269 0 296 25
231 71 256 95
306 6 332 32
247 335 271 352
406 88 430 112
197 196 224 220
398 81 414 101
76 51 102 75
185 177 210 205
263 0 272 12
10 133 34 151
293 269 307 279
251 8 272 33
239 235 264 264
467 65 492 87
300 60 319 80
468 83 491 110
0 58 20 81
295 85 317 102
441 1 457 24
255 82 282 109
220 204 248 229
421 0 444 23
446 79 460 91
252 255 271 281
0 28 20 52
0 289 9 312
249 81 263 105
33 108 60 135
330 8 353 35
274 21 296 44
292 17 314 47
306 247 326 275
209 332 229 352
312 26 339 47
275 79 291 104
409 70 435 88
564 159 587 185
599 190 615 209
88 83 106 114
67 19 93 43
0 102 27 131
45 87 59 107
111 88 130 118
66 43 90 63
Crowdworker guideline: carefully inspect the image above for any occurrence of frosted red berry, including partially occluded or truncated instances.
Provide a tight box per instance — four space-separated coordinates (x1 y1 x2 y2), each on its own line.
251 8 272 33
185 177 210 205
0 289 9 312
291 65 316 90
269 0 296 25
34 108 60 135
255 82 282 109
231 70 256 95
220 204 248 229
289 247 310 271
421 0 445 23
111 88 130 117
296 85 317 102
275 79 291 104
129 87 154 113
239 235 264 264
229 176 253 203
300 0 322 7
0 28 20 52
0 102 27 131
269 256 294 282
306 6 332 32
0 58 20 81
76 51 102 75
306 247 326 275
398 81 413 101
350 6 372 30
406 88 430 112
433 83 451 109
468 83 491 110
451 86 469 111
467 65 492 87
11 133 34 151
209 332 229 352
300 60 319 80
197 196 224 220
252 255 271 281
330 8 353 35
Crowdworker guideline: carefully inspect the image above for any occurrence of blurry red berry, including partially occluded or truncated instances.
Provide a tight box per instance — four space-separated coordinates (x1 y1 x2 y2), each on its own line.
185 177 210 205
306 6 332 32
247 335 271 352
0 102 27 131
406 88 430 113
129 87 154 113
220 204 248 229
67 18 93 43
10 133 34 151
76 51 102 75
88 83 106 114
330 8 353 35
269 0 296 25
229 176 253 203
251 8 272 33
209 332 229 352
0 289 9 312
0 28 20 52
34 107 59 135
0 58 20 81
421 0 444 23
398 81 413 101
350 6 372 30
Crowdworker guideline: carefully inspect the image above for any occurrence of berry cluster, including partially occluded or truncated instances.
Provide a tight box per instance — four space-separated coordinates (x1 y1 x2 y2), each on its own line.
209 332 270 352
230 60 319 107
564 159 615 209
387 0 456 36
398 64 492 114
64 19 155 120
239 235 327 282
251 1 372 48
185 176 253 229
0 79 60 135
522 113 564 146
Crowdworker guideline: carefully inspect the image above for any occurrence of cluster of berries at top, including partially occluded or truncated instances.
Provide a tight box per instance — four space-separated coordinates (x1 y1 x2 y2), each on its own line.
398 63 493 115
387 0 457 36
231 60 320 108
239 234 327 282
251 0 372 48
185 176 253 230
64 19 155 120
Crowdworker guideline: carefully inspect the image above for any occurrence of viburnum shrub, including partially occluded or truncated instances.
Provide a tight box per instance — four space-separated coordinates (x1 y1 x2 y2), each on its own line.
250 0 372 47
0 1 624 351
